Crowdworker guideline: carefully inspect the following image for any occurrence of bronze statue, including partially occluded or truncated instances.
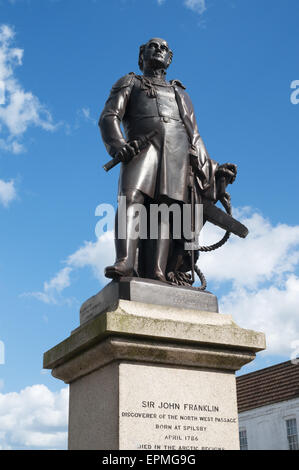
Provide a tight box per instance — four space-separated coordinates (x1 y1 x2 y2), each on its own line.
99 38 248 289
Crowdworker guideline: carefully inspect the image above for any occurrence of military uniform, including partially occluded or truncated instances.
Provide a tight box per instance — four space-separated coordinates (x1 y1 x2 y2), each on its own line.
99 72 221 281
99 73 218 203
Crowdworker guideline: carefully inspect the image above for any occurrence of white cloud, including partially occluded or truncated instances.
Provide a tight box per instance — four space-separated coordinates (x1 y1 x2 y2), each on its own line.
0 138 24 153
75 107 97 128
24 206 299 358
156 0 206 14
199 208 299 288
0 24 58 154
66 231 114 282
25 231 114 304
198 207 299 357
184 0 206 15
24 267 73 304
220 275 299 356
44 266 72 293
0 178 16 207
0 385 68 450
81 107 95 123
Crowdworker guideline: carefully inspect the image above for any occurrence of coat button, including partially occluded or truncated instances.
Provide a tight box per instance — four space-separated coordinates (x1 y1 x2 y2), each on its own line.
163 117 170 123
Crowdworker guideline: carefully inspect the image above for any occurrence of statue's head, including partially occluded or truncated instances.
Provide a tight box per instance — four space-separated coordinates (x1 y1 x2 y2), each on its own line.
138 38 173 72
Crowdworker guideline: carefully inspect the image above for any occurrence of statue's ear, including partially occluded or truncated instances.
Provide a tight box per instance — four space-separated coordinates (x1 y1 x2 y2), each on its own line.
167 51 173 68
138 44 145 71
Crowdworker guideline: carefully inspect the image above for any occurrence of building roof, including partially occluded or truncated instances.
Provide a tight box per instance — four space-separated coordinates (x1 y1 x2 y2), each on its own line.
236 360 299 413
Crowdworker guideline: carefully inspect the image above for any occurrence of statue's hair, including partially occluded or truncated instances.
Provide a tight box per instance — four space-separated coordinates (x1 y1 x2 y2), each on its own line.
138 41 173 71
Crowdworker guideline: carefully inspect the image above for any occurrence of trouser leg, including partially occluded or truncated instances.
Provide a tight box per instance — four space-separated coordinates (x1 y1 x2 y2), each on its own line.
105 190 145 279
152 196 173 282
153 237 170 282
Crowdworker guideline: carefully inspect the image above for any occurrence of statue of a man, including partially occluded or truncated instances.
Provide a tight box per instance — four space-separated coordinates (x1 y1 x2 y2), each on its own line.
99 38 238 285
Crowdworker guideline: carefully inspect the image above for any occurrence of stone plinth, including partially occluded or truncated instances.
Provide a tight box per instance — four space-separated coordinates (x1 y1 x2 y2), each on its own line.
79 278 219 325
43 281 266 450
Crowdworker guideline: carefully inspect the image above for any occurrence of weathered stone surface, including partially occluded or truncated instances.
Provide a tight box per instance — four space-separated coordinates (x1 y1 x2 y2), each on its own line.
79 278 219 325
68 361 240 450
44 299 265 374
50 336 257 384
118 363 240 450
68 361 119 450
43 292 266 450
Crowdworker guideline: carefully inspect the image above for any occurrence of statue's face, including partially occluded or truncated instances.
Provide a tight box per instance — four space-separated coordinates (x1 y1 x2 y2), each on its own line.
142 38 172 70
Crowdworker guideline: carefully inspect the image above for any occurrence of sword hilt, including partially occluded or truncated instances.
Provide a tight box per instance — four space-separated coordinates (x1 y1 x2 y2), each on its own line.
103 130 157 172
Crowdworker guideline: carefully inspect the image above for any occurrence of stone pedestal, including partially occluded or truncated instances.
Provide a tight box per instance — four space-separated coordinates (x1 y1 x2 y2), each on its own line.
43 279 266 450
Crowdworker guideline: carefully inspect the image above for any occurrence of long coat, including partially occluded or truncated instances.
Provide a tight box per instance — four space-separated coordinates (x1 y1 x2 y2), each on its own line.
99 73 218 203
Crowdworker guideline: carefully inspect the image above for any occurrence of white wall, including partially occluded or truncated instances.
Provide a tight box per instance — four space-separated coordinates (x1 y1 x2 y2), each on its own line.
238 397 299 450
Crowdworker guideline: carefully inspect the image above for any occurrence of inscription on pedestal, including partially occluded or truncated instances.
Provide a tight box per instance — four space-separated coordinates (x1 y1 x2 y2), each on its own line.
119 363 240 450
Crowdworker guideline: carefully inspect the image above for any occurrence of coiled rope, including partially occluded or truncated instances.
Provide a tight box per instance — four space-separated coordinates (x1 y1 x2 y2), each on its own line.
194 197 231 291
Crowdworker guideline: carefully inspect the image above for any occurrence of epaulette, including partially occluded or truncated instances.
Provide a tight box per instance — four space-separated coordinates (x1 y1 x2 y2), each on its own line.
111 72 136 92
170 79 186 90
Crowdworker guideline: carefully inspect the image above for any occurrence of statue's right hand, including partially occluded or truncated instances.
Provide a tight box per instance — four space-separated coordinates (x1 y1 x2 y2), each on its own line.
117 143 138 163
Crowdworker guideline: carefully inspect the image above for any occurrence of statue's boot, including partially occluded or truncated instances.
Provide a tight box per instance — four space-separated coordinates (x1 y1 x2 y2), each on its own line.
105 216 140 279
153 237 170 283
105 191 144 280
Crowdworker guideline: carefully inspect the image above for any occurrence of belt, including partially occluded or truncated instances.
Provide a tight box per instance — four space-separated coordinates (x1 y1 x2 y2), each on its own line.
160 116 182 123
126 116 182 123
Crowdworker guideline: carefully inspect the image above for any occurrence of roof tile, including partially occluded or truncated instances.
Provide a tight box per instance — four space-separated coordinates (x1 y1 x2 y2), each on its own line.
236 360 299 413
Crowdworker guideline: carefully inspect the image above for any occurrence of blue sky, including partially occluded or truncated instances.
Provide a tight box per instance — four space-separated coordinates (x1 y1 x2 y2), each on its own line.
0 0 299 449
